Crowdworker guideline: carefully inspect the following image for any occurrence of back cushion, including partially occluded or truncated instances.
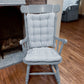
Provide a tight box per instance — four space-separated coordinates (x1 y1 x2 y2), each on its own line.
27 13 55 48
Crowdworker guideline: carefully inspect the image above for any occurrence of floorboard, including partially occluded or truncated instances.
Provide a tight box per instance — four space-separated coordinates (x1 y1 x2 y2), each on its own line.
60 17 84 84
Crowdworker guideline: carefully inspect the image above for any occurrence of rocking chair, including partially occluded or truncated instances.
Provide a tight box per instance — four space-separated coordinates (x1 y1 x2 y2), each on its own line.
20 5 67 84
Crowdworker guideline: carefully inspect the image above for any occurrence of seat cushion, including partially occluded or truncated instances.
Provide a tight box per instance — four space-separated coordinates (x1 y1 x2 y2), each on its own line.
24 47 62 62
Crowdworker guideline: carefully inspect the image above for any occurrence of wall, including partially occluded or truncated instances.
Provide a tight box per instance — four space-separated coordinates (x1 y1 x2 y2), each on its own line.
79 0 84 15
47 0 63 37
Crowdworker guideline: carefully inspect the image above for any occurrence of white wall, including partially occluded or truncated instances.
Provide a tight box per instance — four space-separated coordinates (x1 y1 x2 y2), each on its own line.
79 0 84 15
47 0 63 37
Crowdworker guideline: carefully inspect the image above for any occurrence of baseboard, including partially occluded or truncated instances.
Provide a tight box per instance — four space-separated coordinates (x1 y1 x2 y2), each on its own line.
79 14 84 18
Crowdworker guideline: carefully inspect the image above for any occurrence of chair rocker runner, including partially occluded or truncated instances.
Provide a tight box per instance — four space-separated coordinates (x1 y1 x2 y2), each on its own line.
20 5 67 84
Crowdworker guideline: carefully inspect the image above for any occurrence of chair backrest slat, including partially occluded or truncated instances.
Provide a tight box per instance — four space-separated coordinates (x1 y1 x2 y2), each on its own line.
21 5 60 13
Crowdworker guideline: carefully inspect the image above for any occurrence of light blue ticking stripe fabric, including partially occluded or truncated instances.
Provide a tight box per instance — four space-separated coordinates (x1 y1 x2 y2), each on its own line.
24 47 62 62
27 13 55 48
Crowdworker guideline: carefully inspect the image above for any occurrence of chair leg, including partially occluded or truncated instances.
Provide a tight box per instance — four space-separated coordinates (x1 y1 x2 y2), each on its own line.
26 65 30 84
51 65 57 80
54 65 60 84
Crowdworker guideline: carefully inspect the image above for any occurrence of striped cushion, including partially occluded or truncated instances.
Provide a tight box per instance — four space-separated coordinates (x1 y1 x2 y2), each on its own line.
24 47 62 62
27 13 55 48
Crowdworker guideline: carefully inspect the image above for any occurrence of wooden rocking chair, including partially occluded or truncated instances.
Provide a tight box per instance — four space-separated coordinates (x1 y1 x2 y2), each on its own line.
20 5 67 84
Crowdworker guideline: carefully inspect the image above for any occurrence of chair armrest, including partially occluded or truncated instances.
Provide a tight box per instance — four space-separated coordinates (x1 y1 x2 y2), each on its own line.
19 37 28 45
55 37 67 44
54 37 67 55
19 37 28 55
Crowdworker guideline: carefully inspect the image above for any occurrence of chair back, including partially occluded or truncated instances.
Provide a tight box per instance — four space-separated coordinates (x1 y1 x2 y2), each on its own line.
20 5 60 48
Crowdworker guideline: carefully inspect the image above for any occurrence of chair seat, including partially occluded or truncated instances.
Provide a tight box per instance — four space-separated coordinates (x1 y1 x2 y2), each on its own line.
24 47 62 62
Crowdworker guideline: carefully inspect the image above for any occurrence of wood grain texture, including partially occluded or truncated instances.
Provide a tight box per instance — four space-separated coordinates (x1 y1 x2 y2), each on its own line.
27 0 47 5
60 17 84 84
0 17 84 84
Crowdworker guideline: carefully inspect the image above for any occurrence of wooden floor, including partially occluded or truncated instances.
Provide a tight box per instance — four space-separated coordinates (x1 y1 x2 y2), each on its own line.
0 17 84 84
